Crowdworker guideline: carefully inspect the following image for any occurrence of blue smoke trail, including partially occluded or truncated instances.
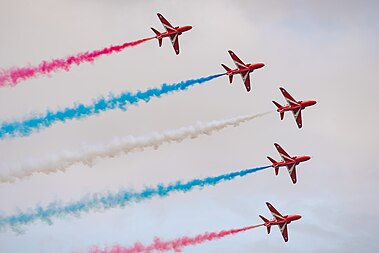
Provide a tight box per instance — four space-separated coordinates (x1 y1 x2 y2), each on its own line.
0 73 224 139
0 165 270 230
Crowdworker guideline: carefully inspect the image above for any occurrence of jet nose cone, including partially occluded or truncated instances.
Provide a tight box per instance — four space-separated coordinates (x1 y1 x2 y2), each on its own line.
259 63 265 68
291 214 302 221
310 100 317 106
304 156 311 161
185 26 193 31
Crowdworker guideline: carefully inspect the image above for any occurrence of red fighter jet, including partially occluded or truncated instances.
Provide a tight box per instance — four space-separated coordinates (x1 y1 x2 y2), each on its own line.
273 87 317 128
151 13 192 55
267 143 311 184
259 202 302 242
221 50 265 92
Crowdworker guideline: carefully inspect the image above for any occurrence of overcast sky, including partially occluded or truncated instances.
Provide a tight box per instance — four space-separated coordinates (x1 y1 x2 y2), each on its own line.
0 0 378 252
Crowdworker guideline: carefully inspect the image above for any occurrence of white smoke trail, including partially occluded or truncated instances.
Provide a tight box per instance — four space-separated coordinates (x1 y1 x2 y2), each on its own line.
0 112 271 184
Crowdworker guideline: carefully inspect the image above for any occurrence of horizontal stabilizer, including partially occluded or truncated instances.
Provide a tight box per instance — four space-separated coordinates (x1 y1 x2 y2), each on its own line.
151 27 161 36
221 64 233 83
259 215 271 234
272 101 282 109
267 156 276 164
273 101 285 120
267 156 279 175
151 27 162 47
221 63 231 72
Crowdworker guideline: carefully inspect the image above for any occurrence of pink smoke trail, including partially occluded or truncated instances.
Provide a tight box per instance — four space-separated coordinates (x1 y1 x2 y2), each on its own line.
87 224 263 253
0 37 154 87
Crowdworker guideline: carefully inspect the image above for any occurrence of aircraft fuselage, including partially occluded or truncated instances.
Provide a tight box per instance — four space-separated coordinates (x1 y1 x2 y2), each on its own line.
156 26 192 39
273 155 311 169
277 100 317 113
266 214 302 226
228 63 265 76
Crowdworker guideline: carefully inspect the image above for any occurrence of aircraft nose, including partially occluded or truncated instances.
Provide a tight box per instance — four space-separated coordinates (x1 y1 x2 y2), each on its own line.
304 156 311 161
186 26 193 31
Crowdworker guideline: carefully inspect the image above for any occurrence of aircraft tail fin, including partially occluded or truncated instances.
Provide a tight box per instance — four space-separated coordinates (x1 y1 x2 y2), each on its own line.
151 27 163 47
267 156 279 175
221 64 233 83
259 215 271 234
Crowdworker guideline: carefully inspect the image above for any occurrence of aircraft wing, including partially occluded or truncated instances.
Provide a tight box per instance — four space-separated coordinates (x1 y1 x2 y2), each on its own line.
291 108 303 128
228 50 247 69
240 70 251 92
278 223 289 242
169 33 180 55
286 163 298 184
280 87 299 106
157 13 176 32
266 202 285 221
274 143 293 162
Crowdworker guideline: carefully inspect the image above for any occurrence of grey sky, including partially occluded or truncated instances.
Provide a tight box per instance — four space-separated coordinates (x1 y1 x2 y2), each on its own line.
0 0 378 252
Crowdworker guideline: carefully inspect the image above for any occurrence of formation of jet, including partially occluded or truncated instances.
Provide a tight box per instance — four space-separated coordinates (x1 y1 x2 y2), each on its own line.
273 87 317 128
151 13 192 55
221 50 265 92
148 13 314 244
259 202 302 242
267 143 311 184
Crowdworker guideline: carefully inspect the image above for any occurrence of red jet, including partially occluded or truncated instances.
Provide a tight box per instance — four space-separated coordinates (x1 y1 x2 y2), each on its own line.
273 87 317 128
221 50 265 92
267 143 311 184
151 13 192 55
259 202 302 242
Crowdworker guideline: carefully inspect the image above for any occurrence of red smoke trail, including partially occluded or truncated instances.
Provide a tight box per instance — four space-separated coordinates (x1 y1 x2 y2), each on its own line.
87 224 263 253
0 37 154 87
